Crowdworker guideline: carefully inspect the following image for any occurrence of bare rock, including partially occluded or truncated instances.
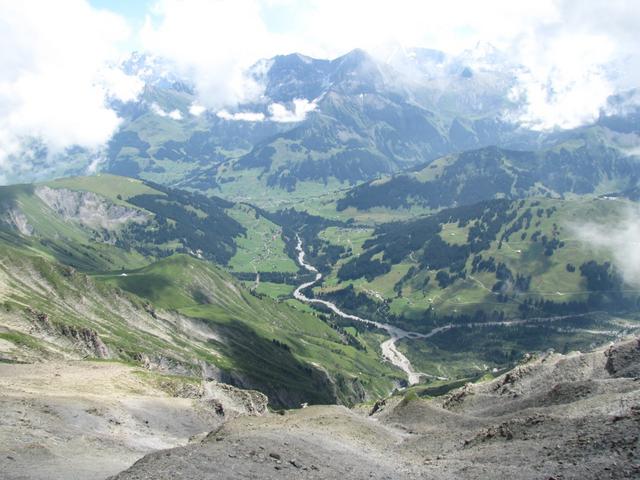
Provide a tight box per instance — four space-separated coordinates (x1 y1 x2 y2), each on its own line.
605 338 640 378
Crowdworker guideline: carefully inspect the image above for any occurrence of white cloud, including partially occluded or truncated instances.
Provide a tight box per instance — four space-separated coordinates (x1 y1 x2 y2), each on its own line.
261 0 563 62
504 0 640 130
508 33 616 130
85 155 103 175
573 204 640 288
268 99 317 123
216 110 265 122
622 146 640 157
140 0 281 110
189 103 206 117
0 0 142 175
150 102 183 120
294 0 640 130
214 98 316 122
138 1 640 131
98 67 145 103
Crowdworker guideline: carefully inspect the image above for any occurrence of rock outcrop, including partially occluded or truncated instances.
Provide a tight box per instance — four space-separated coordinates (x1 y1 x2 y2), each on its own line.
108 337 640 480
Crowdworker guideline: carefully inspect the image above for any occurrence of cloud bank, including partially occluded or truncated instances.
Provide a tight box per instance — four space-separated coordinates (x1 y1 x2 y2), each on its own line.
269 99 318 123
215 99 317 123
505 0 640 130
0 1 142 178
573 204 640 288
140 0 279 110
216 110 266 122
150 102 183 120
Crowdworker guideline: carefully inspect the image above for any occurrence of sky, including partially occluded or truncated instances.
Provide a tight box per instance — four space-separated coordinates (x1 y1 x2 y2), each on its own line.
0 0 639 177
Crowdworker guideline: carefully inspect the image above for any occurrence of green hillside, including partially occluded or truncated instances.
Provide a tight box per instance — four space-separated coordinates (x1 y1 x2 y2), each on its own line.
295 196 640 378
0 241 400 407
335 130 640 219
0 175 403 406
319 197 638 320
0 174 291 271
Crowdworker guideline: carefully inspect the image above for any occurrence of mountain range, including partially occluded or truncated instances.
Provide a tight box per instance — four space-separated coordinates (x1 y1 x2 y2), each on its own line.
99 47 527 198
1 42 640 480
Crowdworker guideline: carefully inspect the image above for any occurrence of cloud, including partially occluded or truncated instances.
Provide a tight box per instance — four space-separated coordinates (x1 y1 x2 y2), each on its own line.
98 67 145 103
0 1 142 179
573 204 640 288
215 98 316 122
138 1 640 131
85 155 104 175
507 33 616 130
188 103 206 117
505 1 640 130
622 146 640 157
140 0 281 110
216 110 265 122
150 102 183 120
268 99 317 123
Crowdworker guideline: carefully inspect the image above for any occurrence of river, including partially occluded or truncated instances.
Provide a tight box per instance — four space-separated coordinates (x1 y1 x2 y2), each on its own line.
293 236 437 385
291 235 606 385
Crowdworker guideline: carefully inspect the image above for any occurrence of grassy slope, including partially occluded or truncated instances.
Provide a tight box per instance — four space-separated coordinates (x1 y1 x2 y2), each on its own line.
309 128 640 224
1 174 253 271
309 197 640 378
96 255 401 402
211 162 352 211
0 175 402 404
227 203 298 274
0 241 400 406
45 174 162 202
319 197 634 319
0 181 149 271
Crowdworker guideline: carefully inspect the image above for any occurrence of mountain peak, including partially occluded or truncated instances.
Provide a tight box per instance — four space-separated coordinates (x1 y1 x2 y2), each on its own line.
272 52 323 67
332 48 372 68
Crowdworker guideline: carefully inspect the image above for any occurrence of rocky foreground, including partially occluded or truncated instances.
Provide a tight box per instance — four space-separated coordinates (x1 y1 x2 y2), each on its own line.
109 337 640 480
1 338 639 480
0 361 267 480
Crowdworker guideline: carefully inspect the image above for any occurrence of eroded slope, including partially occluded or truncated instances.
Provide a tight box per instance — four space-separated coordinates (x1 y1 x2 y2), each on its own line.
110 337 640 480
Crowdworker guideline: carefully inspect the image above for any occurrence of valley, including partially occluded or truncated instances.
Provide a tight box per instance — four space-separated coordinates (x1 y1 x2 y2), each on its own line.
293 235 433 384
0 173 637 388
1 12 640 478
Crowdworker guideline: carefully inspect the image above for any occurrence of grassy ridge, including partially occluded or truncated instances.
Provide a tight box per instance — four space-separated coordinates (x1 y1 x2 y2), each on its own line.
0 174 403 405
